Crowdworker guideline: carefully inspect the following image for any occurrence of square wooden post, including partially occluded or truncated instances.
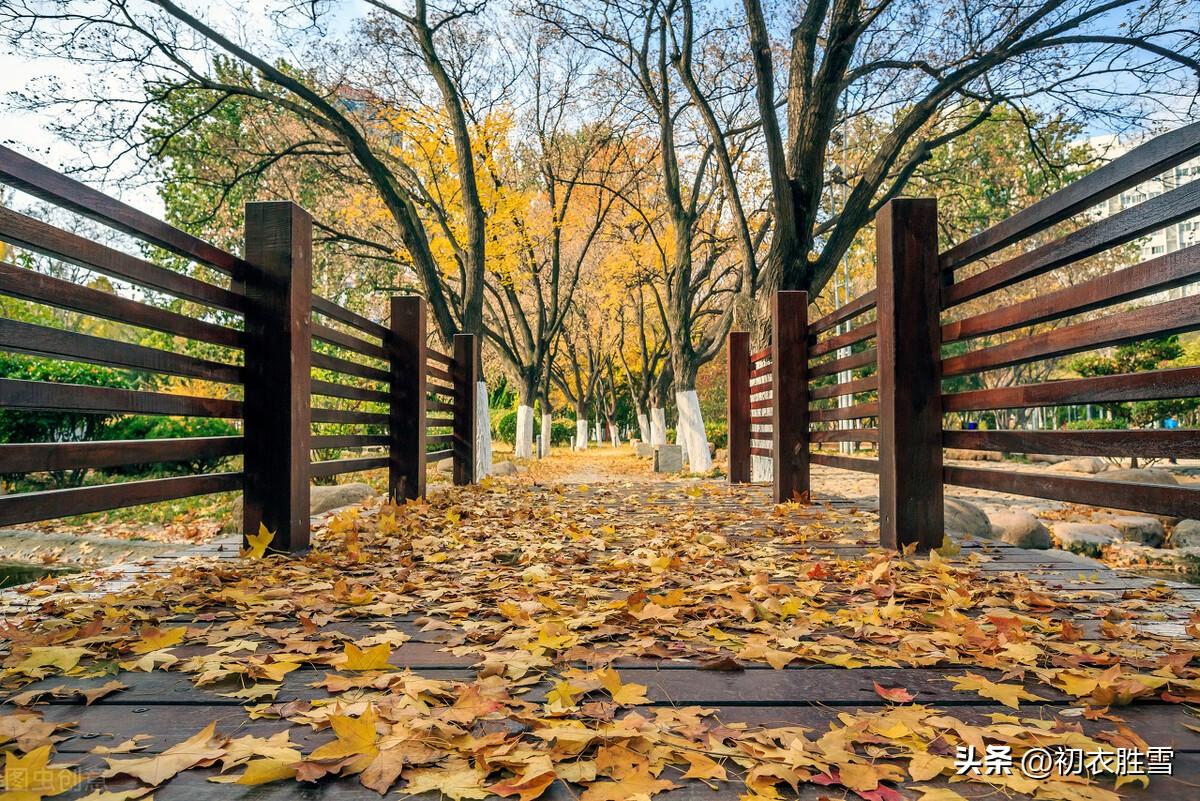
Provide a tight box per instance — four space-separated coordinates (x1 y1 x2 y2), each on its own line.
242 201 312 554
452 333 478 485
727 331 751 483
772 291 809 503
389 296 427 501
876 197 943 552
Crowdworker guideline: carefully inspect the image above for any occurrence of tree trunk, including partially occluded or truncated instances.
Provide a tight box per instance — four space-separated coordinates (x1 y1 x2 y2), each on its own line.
513 374 537 460
574 403 588 450
672 355 712 472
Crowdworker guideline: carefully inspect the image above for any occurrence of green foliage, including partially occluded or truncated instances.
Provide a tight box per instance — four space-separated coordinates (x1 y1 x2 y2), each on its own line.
496 409 518 444
704 420 728 449
489 375 515 410
1069 336 1184 377
1064 418 1127 430
0 355 138 487
101 415 239 475
1068 336 1198 425
550 419 574 445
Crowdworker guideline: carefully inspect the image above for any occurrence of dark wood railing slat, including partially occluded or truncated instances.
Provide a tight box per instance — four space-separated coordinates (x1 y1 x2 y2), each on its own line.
807 347 876 380
0 318 243 384
0 378 241 418
312 408 388 426
942 242 1200 344
311 350 390 383
945 466 1199 518
942 293 1200 377
810 428 879 443
0 437 242 474
809 375 879 401
809 402 880 422
0 145 245 276
943 429 1200 459
809 320 877 357
944 179 1200 308
809 453 881 474
312 296 389 341
310 379 389 403
0 472 242 528
940 121 1200 271
809 290 877 336
311 434 390 450
312 321 387 361
310 456 389 479
0 261 242 348
944 366 1200 412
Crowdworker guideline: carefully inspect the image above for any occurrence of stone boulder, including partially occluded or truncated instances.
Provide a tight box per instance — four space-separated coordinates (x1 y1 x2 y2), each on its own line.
1048 457 1108 474
1103 468 1179 485
1050 522 1121 557
945 448 1002 462
1099 514 1165 547
1171 519 1200 548
944 497 991 539
225 482 377 533
987 510 1051 549
714 448 727 463
491 461 518 477
437 458 454 475
1027 453 1071 464
635 442 656 458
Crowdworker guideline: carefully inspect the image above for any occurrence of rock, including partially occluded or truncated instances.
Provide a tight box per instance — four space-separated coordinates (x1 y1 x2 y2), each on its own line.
226 482 378 532
1099 514 1165 547
714 448 728 463
1027 453 1071 464
944 497 990 539
1050 522 1121 557
1171 519 1200 548
311 483 376 515
1103 468 1179 485
491 461 518 477
635 442 656 458
986 510 1051 549
437 458 453 475
654 444 683 473
1048 457 1109 474
945 448 1002 462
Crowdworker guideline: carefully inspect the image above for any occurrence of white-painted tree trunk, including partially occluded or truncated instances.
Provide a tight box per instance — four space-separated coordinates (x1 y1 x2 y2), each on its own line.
751 454 773 483
540 413 552 457
474 381 493 480
594 419 602 443
675 389 711 472
609 423 621 446
575 419 588 450
636 412 650 443
513 404 534 459
650 407 667 446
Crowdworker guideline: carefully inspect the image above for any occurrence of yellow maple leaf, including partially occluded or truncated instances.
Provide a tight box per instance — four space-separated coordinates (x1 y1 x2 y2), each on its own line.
545 680 583 711
9 646 90 678
232 758 299 785
241 523 274 559
913 787 970 801
947 673 1045 708
131 626 186 654
340 642 392 671
598 668 650 706
307 707 378 770
4 745 82 798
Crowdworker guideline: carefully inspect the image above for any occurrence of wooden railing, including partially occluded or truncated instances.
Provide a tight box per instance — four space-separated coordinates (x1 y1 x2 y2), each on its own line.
730 122 1200 549
0 146 478 554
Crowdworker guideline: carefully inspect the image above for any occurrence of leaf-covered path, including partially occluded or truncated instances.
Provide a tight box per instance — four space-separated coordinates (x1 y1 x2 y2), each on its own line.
2 449 1200 800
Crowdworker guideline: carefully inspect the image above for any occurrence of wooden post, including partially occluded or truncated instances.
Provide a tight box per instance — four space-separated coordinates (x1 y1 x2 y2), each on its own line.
452 333 478 485
389 297 426 501
772 291 809 503
242 201 312 554
727 331 750 483
876 197 943 552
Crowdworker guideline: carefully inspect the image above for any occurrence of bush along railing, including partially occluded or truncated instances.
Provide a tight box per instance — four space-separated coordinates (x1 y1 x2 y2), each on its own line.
0 145 478 554
729 122 1200 549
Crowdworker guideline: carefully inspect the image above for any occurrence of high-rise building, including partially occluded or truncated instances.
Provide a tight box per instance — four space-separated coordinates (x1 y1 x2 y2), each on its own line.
1089 133 1200 300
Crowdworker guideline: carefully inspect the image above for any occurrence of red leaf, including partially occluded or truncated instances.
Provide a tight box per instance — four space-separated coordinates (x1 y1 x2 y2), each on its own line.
872 681 915 703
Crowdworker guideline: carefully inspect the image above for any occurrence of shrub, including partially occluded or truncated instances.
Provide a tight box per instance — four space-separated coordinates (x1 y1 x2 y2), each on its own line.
1064 418 1127 430
0 354 137 487
705 420 728 449
496 409 518 444
102 415 239 475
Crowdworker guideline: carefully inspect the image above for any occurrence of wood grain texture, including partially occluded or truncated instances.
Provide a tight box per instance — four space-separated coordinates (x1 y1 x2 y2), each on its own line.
943 429 1200 459
876 198 942 552
390 296 427 500
772 291 808 503
727 331 751 484
242 201 312 554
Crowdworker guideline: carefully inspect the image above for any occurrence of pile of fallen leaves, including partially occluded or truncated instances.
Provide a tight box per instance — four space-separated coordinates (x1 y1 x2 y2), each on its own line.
0 469 1197 800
